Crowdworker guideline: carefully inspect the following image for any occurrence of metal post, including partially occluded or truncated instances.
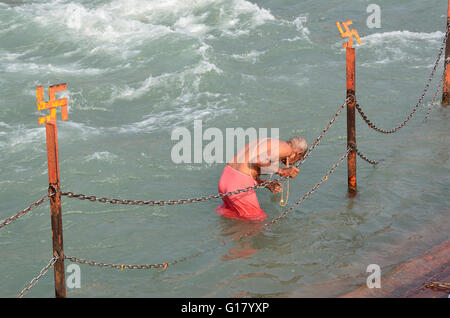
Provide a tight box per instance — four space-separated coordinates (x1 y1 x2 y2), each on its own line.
45 122 66 298
442 0 450 105
37 84 68 298
346 48 357 196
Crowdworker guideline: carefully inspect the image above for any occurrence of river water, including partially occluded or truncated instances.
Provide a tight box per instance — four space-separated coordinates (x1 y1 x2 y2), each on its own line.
0 0 449 297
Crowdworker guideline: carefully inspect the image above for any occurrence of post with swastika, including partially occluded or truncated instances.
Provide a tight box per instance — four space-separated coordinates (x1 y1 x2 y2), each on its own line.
37 83 68 298
336 20 361 196
442 0 450 105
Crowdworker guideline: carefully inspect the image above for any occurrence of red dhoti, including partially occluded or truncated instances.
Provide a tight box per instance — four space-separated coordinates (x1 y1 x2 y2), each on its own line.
215 165 267 222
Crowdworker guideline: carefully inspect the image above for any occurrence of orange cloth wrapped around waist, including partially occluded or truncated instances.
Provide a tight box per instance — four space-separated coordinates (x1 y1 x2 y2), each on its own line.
215 165 267 222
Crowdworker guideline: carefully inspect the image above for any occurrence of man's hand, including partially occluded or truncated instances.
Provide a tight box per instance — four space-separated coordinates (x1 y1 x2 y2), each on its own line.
266 181 282 194
257 178 282 193
279 166 299 179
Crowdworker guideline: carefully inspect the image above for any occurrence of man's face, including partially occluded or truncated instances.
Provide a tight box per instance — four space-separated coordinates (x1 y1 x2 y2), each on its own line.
283 149 307 165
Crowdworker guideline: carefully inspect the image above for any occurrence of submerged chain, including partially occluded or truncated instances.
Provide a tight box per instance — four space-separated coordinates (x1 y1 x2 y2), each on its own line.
17 256 58 298
65 242 224 271
1 193 52 230
265 147 351 229
356 148 380 165
356 28 448 134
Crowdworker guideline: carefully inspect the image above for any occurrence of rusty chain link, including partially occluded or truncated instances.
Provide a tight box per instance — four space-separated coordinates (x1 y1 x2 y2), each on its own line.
356 28 448 134
0 192 53 230
17 255 58 298
356 148 380 165
65 241 225 271
424 282 450 293
424 59 448 122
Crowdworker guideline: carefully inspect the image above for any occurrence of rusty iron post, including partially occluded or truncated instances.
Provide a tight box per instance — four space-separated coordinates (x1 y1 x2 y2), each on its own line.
337 20 361 196
346 47 357 196
442 0 450 105
37 84 68 298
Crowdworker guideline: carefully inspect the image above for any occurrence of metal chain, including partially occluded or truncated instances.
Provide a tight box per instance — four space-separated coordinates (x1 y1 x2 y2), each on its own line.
17 255 58 298
65 242 224 271
424 59 448 121
424 282 450 293
17 100 352 275
265 146 351 229
61 98 351 208
0 193 52 230
294 97 351 168
356 148 380 165
64 149 352 271
356 28 448 134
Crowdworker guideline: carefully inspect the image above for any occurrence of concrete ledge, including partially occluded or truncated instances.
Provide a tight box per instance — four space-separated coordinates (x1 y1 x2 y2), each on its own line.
341 239 450 298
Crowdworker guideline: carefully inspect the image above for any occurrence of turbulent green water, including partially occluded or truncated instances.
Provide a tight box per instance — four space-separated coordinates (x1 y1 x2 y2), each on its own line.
1 0 449 298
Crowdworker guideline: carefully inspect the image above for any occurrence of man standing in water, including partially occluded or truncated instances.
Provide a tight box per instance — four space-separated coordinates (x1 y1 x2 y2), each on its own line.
215 136 307 221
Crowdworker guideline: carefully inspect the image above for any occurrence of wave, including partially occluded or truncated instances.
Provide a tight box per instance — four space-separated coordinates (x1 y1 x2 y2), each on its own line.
355 30 445 67
115 92 233 134
15 0 275 45
360 30 445 46
2 61 106 75
84 151 118 163
109 59 223 102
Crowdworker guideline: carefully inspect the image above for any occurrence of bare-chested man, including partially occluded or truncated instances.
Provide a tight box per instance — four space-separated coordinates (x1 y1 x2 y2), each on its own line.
215 136 308 221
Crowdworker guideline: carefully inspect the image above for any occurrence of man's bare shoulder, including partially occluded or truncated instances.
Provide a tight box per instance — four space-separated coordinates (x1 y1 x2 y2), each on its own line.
263 138 292 157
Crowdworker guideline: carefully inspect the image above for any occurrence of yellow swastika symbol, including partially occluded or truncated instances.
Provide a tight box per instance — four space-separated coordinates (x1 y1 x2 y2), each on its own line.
336 20 362 49
37 83 68 125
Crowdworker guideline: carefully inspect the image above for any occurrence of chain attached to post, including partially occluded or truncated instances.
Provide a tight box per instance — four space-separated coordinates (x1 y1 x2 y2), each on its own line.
17 255 58 298
0 193 53 230
356 28 448 133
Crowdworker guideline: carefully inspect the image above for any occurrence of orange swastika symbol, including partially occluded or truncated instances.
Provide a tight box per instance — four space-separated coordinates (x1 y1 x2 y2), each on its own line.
37 84 68 125
336 20 362 48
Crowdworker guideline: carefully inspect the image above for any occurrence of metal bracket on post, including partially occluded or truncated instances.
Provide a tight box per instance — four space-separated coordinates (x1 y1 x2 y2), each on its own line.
37 83 68 298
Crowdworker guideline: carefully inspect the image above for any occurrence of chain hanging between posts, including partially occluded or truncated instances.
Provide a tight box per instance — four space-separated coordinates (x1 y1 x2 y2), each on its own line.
65 242 225 271
356 29 448 134
17 255 58 298
0 193 53 230
424 60 448 122
64 149 352 271
294 97 351 168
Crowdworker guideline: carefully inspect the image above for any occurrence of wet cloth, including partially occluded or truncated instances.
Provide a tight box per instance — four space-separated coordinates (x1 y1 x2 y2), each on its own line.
215 165 267 221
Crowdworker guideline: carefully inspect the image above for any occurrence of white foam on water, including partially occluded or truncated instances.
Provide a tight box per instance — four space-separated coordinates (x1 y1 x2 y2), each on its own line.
115 91 233 134
109 59 223 102
116 106 233 135
349 30 446 67
84 151 118 163
361 30 445 46
231 50 266 64
0 120 105 153
20 0 275 49
2 61 106 75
